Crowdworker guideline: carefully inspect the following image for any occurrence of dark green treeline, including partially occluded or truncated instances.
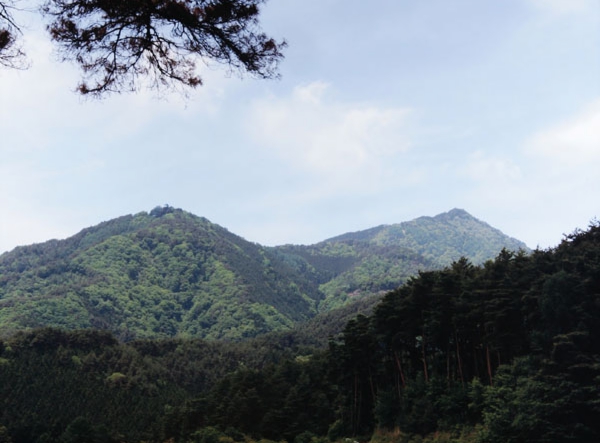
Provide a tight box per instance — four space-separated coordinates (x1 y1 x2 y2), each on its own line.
1 223 599 443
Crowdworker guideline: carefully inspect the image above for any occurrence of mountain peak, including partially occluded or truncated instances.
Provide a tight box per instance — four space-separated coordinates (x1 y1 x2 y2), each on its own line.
441 208 471 218
429 208 478 223
149 204 178 218
321 208 528 263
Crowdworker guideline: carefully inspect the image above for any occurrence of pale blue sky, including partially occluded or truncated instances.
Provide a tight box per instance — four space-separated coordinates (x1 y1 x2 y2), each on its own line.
1 0 599 253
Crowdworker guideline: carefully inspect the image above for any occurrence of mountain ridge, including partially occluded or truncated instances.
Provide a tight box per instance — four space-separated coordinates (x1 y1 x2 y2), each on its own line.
0 206 529 340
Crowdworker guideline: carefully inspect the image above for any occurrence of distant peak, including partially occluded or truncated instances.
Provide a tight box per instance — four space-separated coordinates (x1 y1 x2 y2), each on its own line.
149 205 178 218
443 208 471 218
429 209 479 224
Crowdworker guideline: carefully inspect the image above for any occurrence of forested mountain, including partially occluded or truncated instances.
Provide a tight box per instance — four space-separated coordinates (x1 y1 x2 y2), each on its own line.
273 208 527 309
0 206 323 340
0 221 597 443
0 206 527 340
321 208 524 265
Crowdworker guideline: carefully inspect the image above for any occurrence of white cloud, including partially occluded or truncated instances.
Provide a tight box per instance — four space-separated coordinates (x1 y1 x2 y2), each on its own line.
463 151 523 182
246 81 415 194
522 99 600 244
293 80 329 104
525 98 600 167
451 99 600 250
462 98 600 250
0 28 230 153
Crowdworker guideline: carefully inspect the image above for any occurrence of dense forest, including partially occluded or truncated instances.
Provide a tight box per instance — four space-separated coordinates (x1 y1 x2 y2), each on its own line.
0 221 598 443
0 207 526 340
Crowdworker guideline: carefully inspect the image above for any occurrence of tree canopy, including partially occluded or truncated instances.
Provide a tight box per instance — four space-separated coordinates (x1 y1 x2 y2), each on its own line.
0 0 285 96
1 222 599 443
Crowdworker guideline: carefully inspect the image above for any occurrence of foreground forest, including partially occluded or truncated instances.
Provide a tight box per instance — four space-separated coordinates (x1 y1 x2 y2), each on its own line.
0 221 598 443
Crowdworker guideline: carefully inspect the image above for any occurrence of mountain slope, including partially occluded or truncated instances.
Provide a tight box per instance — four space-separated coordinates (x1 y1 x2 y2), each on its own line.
324 208 526 265
274 208 528 309
0 207 528 340
0 207 323 340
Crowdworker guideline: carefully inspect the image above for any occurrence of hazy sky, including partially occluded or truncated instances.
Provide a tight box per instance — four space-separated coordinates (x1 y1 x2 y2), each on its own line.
1 0 599 253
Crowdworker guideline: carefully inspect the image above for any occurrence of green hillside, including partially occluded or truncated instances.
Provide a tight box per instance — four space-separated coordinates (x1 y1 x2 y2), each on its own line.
0 206 323 340
0 221 596 443
0 206 528 340
274 208 528 309
321 208 526 266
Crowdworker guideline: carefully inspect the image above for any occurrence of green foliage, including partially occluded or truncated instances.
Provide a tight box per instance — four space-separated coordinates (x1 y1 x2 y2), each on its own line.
325 221 600 442
0 221 598 443
0 426 12 443
0 207 525 342
189 426 225 443
279 209 528 311
0 326 322 443
0 208 323 340
183 354 335 442
60 416 114 443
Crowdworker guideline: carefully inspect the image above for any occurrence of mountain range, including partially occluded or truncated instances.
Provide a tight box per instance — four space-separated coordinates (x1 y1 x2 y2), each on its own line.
0 206 528 340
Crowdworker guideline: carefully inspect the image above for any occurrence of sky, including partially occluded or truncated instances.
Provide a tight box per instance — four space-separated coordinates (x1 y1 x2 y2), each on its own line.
1 0 599 253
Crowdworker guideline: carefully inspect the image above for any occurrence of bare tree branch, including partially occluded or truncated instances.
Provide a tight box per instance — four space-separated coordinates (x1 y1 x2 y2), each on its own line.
0 0 27 68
